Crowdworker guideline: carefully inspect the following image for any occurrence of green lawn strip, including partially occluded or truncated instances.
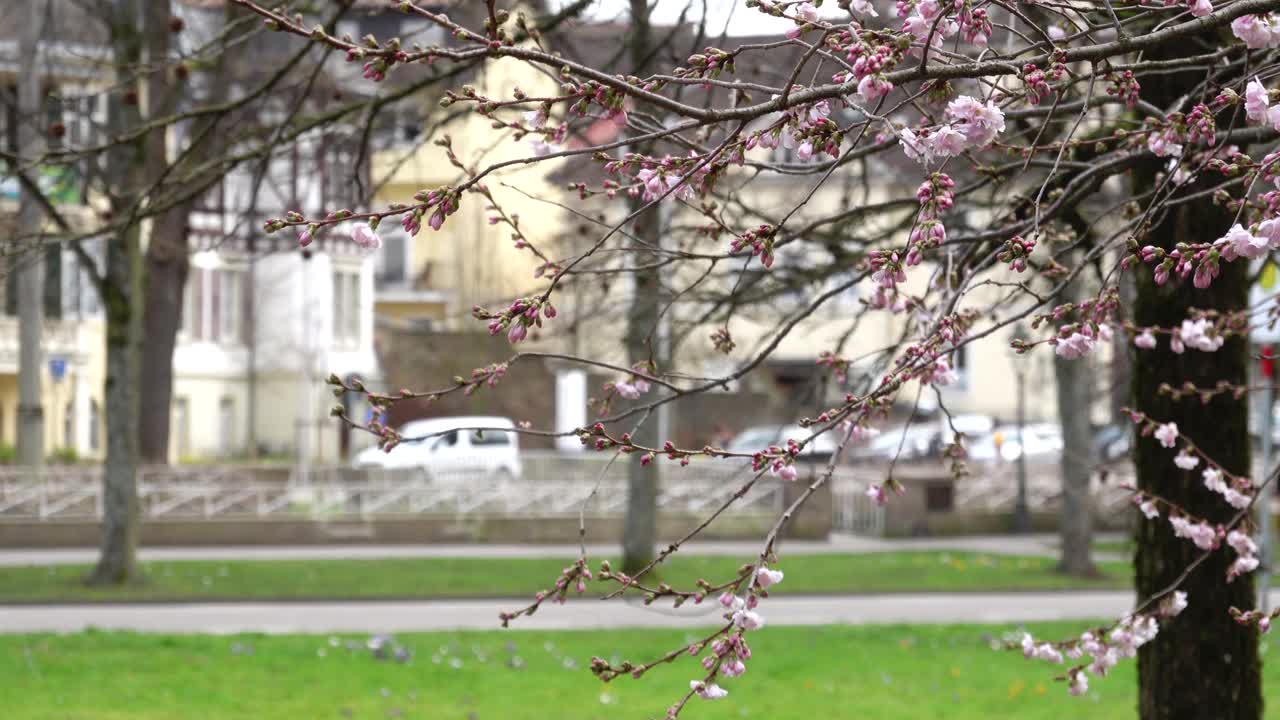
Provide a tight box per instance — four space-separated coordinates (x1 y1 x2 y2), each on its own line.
3 623 1274 720
0 552 1128 603
1094 541 1133 555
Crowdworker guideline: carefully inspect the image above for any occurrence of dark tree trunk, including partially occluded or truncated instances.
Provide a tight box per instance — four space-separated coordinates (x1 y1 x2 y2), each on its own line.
89 237 143 584
620 0 659 575
1132 40 1261 715
138 206 190 464
1054 261 1097 577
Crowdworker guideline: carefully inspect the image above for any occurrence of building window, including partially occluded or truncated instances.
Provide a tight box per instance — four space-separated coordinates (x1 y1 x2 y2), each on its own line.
333 269 361 348
180 266 245 345
219 396 235 455
216 269 244 344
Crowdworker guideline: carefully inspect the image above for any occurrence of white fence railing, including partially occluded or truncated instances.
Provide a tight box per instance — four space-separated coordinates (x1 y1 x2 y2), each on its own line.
0 455 1174 532
0 452 802 520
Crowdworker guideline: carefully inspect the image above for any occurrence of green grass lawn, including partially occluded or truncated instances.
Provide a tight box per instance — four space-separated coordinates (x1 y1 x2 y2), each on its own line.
2 623 1274 720
0 551 1129 603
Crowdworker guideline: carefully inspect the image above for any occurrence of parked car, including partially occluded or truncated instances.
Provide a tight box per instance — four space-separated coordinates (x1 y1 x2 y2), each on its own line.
969 423 1064 463
726 423 838 459
352 416 523 482
853 423 939 462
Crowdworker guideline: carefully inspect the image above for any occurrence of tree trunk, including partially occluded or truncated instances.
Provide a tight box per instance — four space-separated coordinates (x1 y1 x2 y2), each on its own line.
16 3 47 467
620 0 659 575
1131 72 1261 720
1054 314 1097 576
138 205 191 464
89 0 150 585
621 203 662 574
89 232 143 584
138 1 237 465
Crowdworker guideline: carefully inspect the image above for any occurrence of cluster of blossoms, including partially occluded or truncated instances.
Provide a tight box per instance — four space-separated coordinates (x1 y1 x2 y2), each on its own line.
997 235 1036 273
1106 70 1141 109
907 172 955 261
1045 290 1120 360
687 566 784 703
729 224 778 268
1053 323 1111 360
607 152 719 204
748 95 844 163
1134 217 1280 289
1244 78 1280 131
900 95 1006 165
1231 13 1280 49
1163 0 1214 17
1230 606 1278 634
1135 417 1260 580
1133 317 1229 354
831 37 898 104
1021 591 1186 696
474 296 556 344
1020 58 1066 106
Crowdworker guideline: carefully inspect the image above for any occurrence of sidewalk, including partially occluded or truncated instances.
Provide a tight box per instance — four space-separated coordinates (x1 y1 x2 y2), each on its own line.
0 589 1185 634
0 532 1129 566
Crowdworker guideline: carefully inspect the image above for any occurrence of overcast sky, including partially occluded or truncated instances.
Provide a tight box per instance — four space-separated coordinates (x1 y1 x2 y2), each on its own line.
551 0 845 36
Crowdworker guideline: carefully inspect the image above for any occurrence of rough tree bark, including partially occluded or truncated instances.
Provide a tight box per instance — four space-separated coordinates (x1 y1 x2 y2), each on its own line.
1131 43 1262 719
88 0 156 584
1054 245 1098 576
620 0 659 575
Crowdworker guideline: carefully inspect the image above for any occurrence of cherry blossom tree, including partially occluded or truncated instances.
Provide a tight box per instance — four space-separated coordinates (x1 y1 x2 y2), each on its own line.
237 0 1280 717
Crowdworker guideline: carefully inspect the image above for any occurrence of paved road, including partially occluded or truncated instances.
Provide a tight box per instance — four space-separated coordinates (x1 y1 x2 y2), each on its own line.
0 590 1193 634
0 533 1128 566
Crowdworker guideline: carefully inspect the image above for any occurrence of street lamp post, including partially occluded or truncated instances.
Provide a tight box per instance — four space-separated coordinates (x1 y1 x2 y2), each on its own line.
1012 326 1031 534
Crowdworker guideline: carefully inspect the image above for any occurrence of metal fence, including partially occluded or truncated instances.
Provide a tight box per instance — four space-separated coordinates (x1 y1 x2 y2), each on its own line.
0 453 796 521
0 455 1149 533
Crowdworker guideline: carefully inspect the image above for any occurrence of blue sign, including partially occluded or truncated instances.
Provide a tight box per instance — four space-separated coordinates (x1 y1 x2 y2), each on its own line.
49 358 66 381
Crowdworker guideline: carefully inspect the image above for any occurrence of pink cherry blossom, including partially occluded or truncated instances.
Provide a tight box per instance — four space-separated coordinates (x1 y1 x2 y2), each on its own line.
691 680 729 700
351 222 381 249
1153 422 1178 448
507 323 528 344
1173 451 1199 470
944 96 1006 148
1068 671 1089 696
1055 331 1096 359
733 609 766 630
1134 330 1158 349
1222 223 1269 259
866 484 887 506
1137 498 1160 519
1246 78 1271 124
1232 14 1280 49
777 464 798 482
756 567 785 588
850 0 879 16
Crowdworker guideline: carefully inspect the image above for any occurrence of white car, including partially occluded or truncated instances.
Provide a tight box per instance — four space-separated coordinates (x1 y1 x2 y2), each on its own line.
353 416 523 482
726 424 838 458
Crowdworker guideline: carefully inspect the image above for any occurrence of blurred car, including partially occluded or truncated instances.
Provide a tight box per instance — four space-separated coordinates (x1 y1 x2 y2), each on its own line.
969 423 1064 463
853 423 939 462
726 423 838 459
353 416 522 481
1092 424 1130 464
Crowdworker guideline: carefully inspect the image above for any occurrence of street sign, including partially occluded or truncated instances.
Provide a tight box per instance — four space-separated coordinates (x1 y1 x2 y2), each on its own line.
48 357 66 381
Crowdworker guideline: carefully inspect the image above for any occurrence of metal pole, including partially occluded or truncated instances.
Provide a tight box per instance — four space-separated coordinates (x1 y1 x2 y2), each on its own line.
1013 365 1030 533
1259 346 1274 613
16 2 48 468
